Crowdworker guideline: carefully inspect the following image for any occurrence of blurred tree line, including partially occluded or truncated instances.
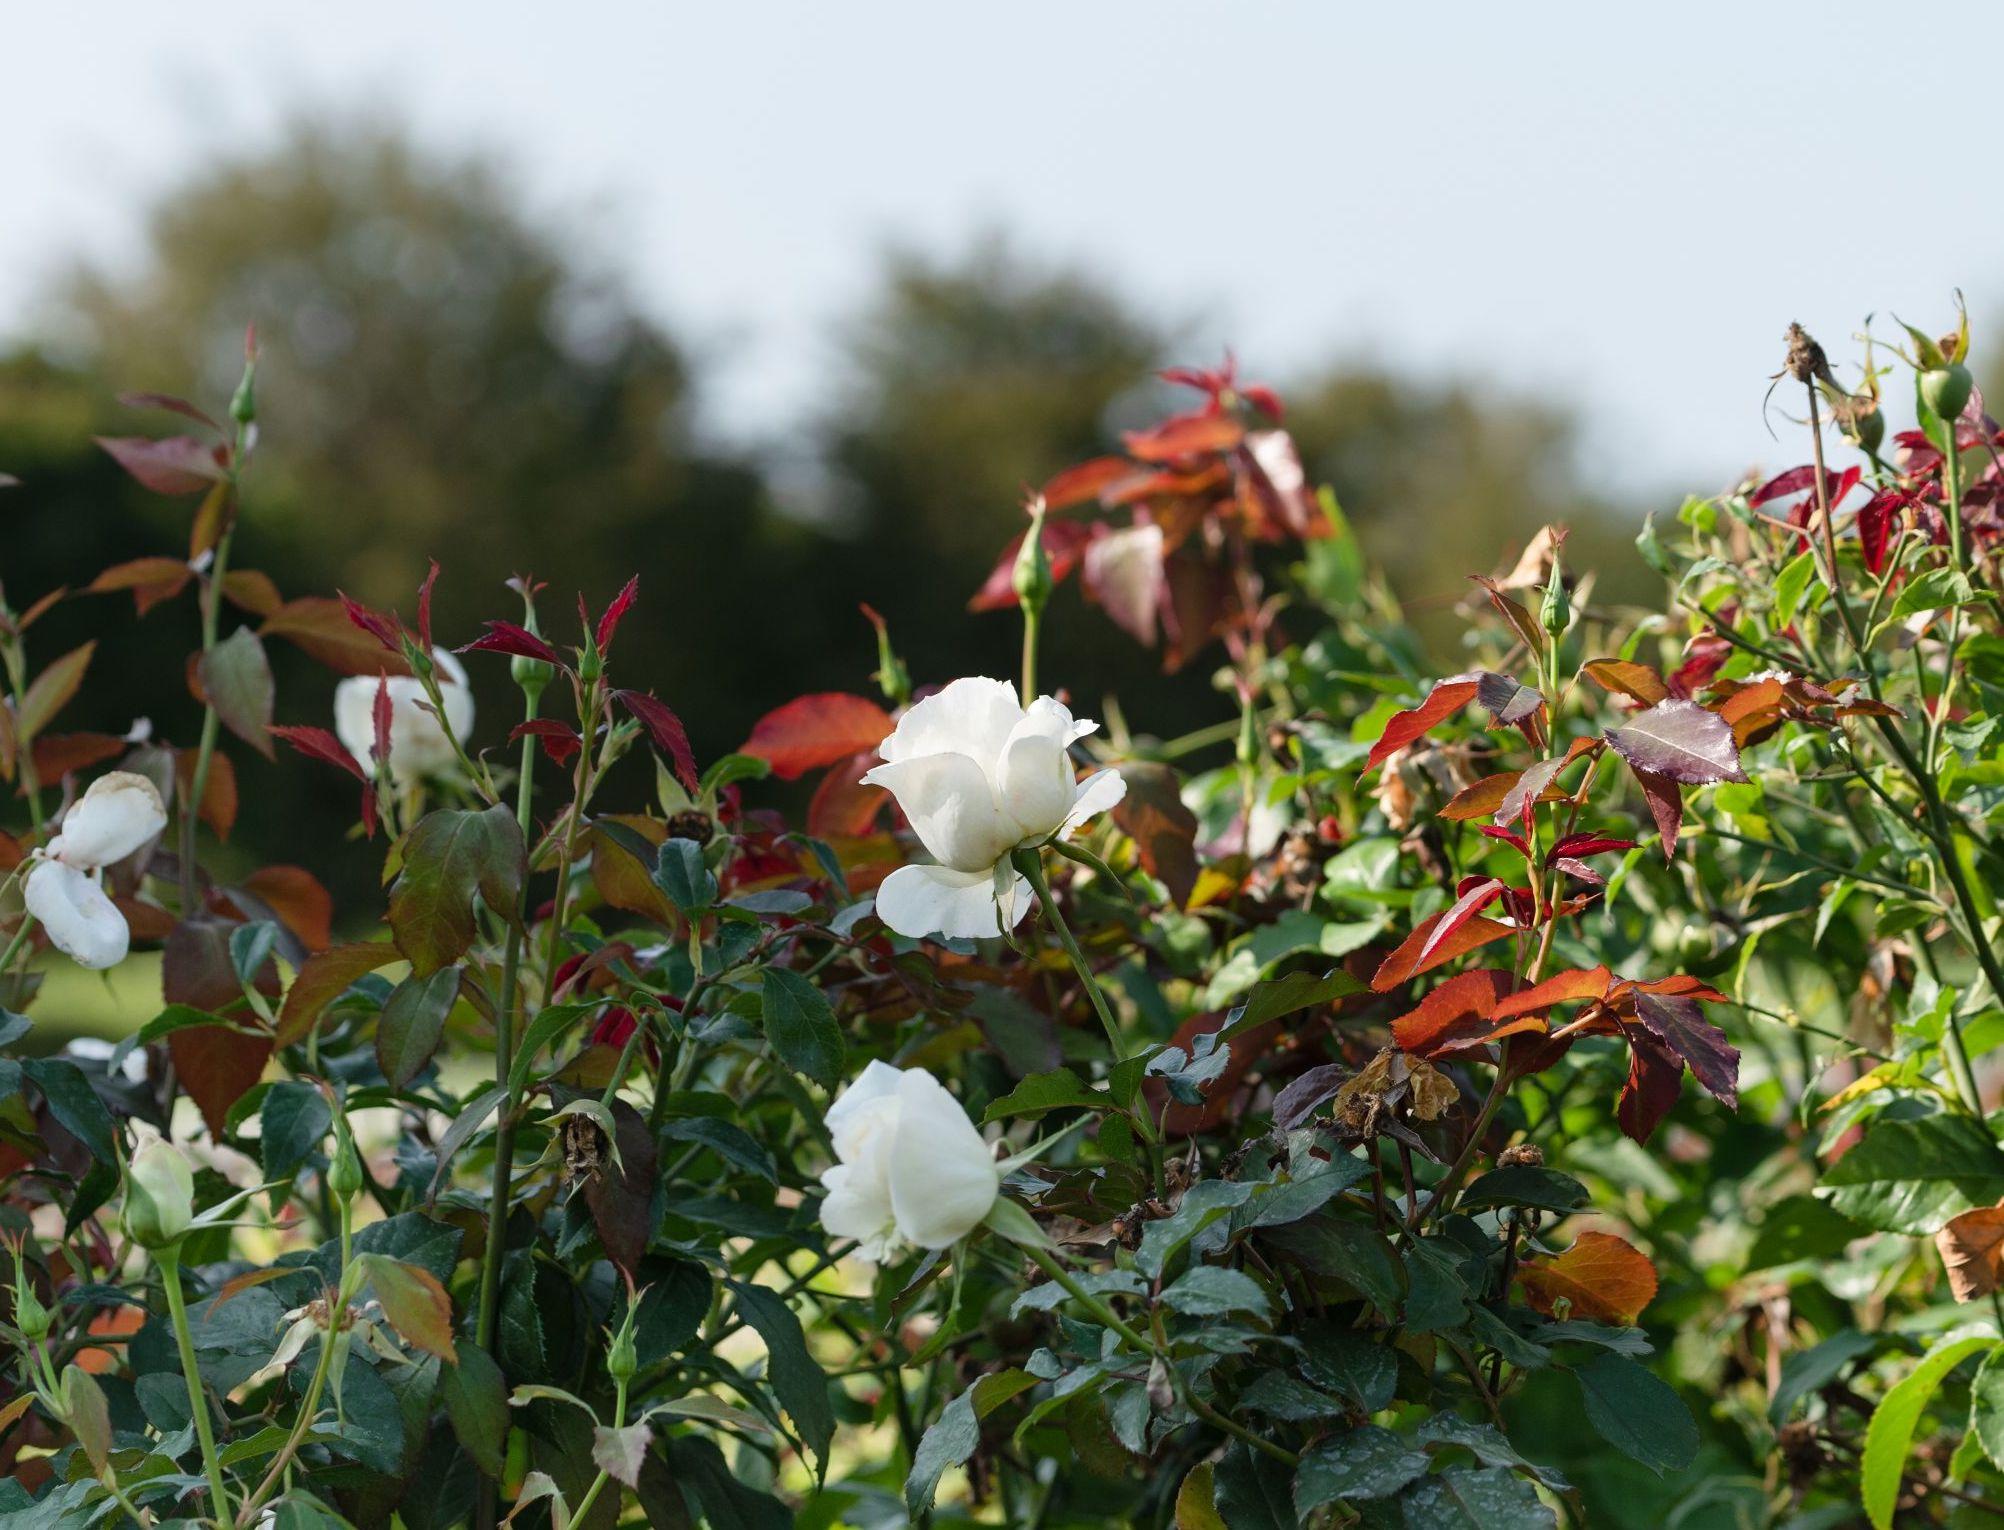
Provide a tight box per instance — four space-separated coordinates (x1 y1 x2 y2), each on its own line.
1 122 1643 898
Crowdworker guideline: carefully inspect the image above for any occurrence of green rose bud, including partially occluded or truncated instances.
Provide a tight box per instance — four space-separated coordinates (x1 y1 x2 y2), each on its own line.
1012 498 1054 619
328 1114 364 1205
606 1314 638 1384
1922 363 1974 424
1539 559 1571 638
10 1249 49 1342
122 1138 196 1252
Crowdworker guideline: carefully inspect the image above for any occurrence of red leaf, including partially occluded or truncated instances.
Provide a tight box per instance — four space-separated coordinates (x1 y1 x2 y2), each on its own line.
1082 524 1167 647
96 435 224 496
269 725 367 782
1371 908 1514 992
1548 833 1636 860
596 575 639 654
460 621 564 668
1750 464 1818 506
1604 700 1748 786
1391 969 1544 1058
1040 455 1133 510
1491 965 1612 1021
1633 766 1684 861
1616 1031 1685 1143
168 1024 274 1138
1365 677 1482 772
1516 1231 1658 1324
235 865 334 952
1415 878 1504 967
27 733 126 787
86 557 193 617
1123 410 1244 462
1440 771 1520 822
117 391 222 433
740 693 894 780
616 690 698 793
510 718 582 767
416 561 439 652
371 676 393 767
263 598 412 677
807 751 888 838
1626 990 1740 1109
338 592 402 652
1582 659 1670 708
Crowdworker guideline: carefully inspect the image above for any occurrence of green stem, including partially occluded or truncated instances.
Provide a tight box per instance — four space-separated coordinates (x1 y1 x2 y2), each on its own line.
1021 1244 1297 1468
157 1245 233 1528
1020 606 1040 708
476 712 540 1358
234 1212 355 1526
567 1376 629 1524
180 527 235 914
1013 849 1121 1061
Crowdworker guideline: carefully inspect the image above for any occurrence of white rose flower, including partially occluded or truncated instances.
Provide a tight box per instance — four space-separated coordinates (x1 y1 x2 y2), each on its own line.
333 649 475 781
23 771 167 970
862 677 1125 940
817 1060 1001 1261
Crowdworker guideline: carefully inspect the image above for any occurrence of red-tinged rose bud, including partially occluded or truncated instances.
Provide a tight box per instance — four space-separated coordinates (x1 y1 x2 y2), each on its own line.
1316 814 1345 846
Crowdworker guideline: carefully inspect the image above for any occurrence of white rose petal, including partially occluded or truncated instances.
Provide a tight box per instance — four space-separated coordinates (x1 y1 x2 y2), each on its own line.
51 771 167 869
861 677 1125 941
817 1062 999 1262
25 860 130 970
333 648 475 780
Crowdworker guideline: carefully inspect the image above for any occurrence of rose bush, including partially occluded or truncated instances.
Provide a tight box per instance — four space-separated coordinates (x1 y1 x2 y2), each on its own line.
0 315 1999 1529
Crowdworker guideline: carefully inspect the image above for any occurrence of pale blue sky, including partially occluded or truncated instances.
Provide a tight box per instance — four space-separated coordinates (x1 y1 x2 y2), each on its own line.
9 1 2003 498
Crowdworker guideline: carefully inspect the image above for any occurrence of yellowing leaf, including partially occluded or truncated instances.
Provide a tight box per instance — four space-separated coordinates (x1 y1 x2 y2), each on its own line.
1516 1231 1658 1325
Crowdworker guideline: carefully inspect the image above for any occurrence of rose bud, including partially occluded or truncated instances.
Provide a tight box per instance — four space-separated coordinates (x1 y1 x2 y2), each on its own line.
122 1137 196 1251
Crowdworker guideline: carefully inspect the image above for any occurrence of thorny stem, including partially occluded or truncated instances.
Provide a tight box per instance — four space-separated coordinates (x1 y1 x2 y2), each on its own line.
1021 1243 1298 1469
1806 380 1997 1118
475 705 541 1360
157 1244 234 1529
1014 849 1123 1062
236 1199 356 1526
180 523 236 916
567 1373 630 1525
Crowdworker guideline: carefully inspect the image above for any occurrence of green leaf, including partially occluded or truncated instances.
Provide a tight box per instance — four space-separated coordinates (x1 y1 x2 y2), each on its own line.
1769 1329 1883 1427
1299 1324 1397 1413
1458 1166 1591 1217
506 1001 605 1095
440 1342 508 1479
1820 1111 2004 1234
1889 566 1978 623
1294 1425 1430 1511
1573 1351 1698 1473
592 1421 653 1489
197 625 276 758
1222 966 1370 1040
388 805 526 976
1214 1441 1298 1530
1971 1345 2004 1473
1772 547 1816 627
1745 1194 1865 1272
982 1196 1054 1250
1135 1178 1255 1277
1398 1467 1557 1527
726 1278 835 1472
1160 1265 1274 1321
758 967 843 1087
1862 1332 1997 1529
259 1079 331 1183
653 836 717 914
983 1066 1109 1122
376 965 462 1089
21 1058 115 1164
905 1368 1038 1515
1258 1210 1406 1313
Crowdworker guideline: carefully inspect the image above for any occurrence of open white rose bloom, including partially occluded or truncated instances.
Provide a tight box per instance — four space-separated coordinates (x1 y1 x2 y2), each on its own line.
817 1061 1000 1261
333 648 476 781
24 771 167 970
862 677 1125 940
